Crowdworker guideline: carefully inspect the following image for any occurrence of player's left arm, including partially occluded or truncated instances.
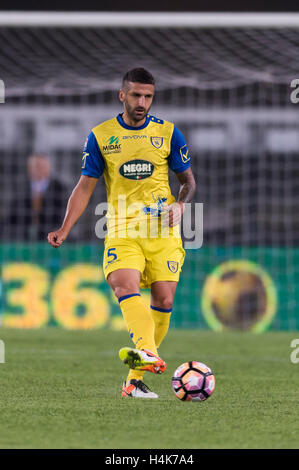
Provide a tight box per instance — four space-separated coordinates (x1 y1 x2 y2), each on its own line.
167 168 196 227
165 125 196 227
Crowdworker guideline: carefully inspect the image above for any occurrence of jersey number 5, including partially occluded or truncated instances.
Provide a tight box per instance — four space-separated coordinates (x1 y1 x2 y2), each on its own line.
107 248 117 264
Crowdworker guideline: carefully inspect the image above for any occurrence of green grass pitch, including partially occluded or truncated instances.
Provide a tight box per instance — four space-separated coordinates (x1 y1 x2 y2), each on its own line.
0 327 298 449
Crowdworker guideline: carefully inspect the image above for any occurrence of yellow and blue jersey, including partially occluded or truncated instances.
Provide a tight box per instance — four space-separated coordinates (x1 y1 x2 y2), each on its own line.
81 113 190 236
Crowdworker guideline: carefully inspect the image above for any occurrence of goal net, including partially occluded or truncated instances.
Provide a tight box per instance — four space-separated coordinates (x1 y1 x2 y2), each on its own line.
0 13 298 331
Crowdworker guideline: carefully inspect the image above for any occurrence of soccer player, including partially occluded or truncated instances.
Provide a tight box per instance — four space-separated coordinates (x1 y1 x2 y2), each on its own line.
48 68 196 398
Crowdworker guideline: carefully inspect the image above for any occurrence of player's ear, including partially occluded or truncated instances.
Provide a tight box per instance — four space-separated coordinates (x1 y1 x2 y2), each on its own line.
119 89 125 103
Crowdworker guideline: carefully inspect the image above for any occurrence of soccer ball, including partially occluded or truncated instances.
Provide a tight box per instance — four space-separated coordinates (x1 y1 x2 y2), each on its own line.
172 361 215 402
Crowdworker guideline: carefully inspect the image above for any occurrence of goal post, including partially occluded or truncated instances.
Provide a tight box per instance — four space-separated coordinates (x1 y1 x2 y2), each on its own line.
1 11 299 27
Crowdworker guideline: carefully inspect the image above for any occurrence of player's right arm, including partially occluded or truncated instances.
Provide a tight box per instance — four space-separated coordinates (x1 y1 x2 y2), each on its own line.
48 131 104 248
47 175 98 248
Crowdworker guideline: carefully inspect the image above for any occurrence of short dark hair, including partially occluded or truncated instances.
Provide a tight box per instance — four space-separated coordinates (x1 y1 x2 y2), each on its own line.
122 68 155 87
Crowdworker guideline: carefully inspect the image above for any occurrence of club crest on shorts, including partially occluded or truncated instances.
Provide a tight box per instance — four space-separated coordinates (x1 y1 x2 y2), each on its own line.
150 136 163 149
167 261 179 273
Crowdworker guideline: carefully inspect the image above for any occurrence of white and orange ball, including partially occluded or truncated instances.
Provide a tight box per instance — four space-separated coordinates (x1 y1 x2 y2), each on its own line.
172 361 215 402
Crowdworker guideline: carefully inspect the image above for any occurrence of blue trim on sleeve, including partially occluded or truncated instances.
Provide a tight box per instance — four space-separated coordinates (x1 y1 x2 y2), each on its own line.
117 113 150 130
118 293 141 304
150 305 172 313
81 131 105 178
168 126 191 174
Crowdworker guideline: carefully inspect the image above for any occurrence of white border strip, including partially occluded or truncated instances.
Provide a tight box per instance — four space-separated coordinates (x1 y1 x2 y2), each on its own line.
0 12 299 28
2 106 299 123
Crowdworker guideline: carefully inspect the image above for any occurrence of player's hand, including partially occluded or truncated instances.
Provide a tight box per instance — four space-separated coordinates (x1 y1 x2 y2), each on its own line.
162 201 185 227
47 228 68 248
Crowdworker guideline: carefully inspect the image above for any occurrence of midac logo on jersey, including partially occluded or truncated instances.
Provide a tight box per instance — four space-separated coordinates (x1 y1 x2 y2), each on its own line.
150 136 163 149
102 136 121 154
119 159 154 180
167 261 179 273
108 136 119 145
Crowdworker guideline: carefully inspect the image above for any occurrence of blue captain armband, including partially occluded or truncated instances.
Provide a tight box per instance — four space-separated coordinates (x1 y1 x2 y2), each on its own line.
81 131 105 178
168 126 191 173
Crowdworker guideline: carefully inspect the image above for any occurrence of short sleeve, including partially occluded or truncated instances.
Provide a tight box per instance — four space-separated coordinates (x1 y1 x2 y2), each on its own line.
168 126 191 173
81 131 105 178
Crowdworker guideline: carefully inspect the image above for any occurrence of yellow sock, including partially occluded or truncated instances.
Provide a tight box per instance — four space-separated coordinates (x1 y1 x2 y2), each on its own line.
151 305 172 348
126 368 145 385
119 294 157 385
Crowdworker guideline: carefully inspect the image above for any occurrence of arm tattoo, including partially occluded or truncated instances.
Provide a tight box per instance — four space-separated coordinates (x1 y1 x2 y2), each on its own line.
176 168 196 204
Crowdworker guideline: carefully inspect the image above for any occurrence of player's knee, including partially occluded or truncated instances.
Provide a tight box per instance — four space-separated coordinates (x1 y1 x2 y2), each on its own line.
114 285 139 299
154 296 173 311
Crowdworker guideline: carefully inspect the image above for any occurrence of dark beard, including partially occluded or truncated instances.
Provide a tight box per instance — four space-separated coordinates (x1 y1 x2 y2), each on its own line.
125 101 149 122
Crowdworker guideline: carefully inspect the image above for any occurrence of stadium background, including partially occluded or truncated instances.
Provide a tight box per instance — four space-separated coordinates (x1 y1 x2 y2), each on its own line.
0 10 299 333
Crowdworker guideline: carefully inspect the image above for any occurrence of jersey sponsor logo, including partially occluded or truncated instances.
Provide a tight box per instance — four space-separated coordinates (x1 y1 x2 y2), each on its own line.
122 135 147 140
167 261 179 273
102 136 122 154
180 144 190 163
108 136 119 145
119 159 154 180
150 136 163 149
